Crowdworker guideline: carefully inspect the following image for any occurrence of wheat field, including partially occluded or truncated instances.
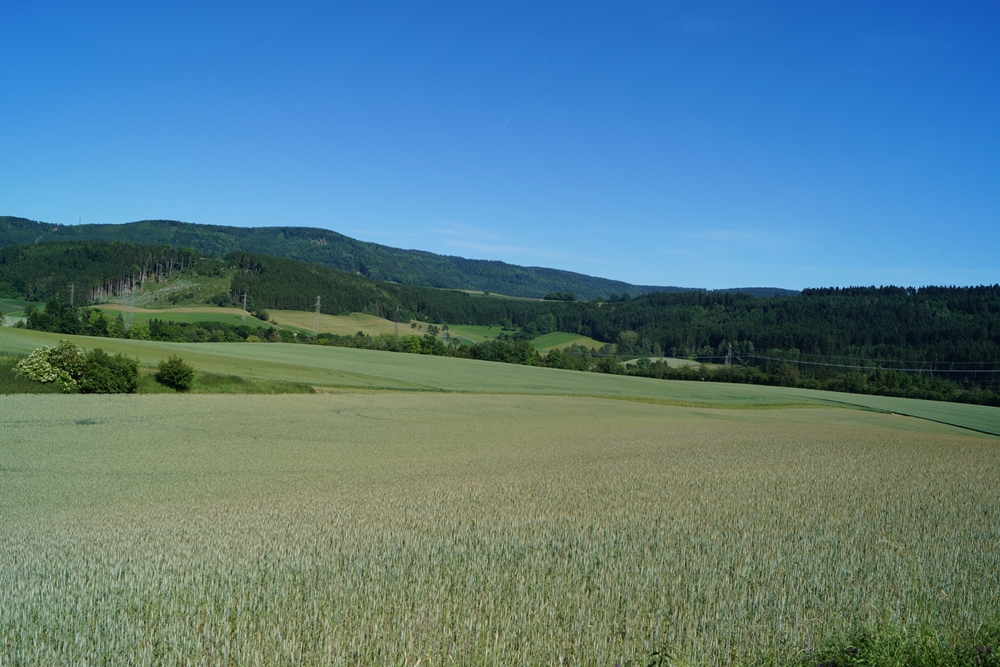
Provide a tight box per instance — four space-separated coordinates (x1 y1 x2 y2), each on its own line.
2 392 998 665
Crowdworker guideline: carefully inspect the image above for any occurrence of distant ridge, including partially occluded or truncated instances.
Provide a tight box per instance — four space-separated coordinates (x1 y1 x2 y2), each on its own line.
0 216 799 300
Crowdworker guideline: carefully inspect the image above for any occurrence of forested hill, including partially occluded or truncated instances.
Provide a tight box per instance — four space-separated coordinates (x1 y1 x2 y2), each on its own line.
0 216 796 300
4 240 999 371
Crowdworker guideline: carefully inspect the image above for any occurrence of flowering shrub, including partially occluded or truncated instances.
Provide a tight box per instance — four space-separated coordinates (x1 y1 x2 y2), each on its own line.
13 341 83 392
13 340 138 394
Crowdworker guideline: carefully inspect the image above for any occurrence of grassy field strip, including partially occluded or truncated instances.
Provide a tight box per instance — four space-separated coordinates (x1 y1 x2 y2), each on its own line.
0 329 435 391
456 289 542 301
267 309 400 336
95 303 272 327
95 304 407 338
1 393 997 665
441 323 507 344
0 298 30 314
0 298 29 326
787 391 1000 437
529 331 605 351
96 304 244 315
3 327 999 435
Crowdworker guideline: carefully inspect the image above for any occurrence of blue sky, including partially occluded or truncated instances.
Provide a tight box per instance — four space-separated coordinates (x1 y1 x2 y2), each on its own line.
2 2 997 289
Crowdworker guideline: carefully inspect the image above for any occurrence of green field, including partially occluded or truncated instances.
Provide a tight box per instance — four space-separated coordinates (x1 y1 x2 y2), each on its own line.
529 330 604 351
95 304 273 327
437 324 604 350
269 309 401 336
1 392 998 665
0 298 31 326
2 327 999 435
2 326 1000 664
457 289 543 301
442 323 510 343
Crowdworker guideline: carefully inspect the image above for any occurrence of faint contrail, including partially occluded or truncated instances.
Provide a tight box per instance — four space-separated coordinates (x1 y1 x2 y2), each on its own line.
502 0 584 132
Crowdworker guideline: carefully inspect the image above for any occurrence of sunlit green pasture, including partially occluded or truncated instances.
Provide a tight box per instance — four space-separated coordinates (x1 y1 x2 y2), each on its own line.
442 323 509 343
269 309 400 336
439 323 602 349
0 298 31 326
94 304 271 327
530 330 604 351
1 392 997 665
2 326 999 435
456 289 542 301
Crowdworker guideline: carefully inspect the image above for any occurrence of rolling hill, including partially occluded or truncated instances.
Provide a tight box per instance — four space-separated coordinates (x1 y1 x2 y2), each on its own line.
0 216 797 300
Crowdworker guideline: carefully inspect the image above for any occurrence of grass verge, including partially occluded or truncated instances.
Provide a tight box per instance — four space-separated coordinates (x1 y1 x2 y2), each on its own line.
137 369 314 394
0 356 62 394
2 356 313 395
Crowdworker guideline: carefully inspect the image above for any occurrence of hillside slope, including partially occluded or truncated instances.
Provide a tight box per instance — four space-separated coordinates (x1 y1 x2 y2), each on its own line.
0 216 796 300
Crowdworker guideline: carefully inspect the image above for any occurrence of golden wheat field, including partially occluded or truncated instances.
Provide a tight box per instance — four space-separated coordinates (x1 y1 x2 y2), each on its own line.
1 392 998 666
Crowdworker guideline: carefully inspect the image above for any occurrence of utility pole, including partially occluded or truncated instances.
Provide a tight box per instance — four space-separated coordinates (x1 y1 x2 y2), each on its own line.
313 296 321 337
726 342 733 366
242 292 248 321
69 283 74 306
126 284 136 331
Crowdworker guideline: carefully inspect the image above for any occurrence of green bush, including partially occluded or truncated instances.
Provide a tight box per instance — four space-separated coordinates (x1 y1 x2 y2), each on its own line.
14 341 139 394
156 355 194 391
13 340 87 392
78 349 139 394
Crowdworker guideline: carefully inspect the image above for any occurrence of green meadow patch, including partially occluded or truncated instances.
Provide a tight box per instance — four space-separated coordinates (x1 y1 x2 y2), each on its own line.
94 304 273 327
0 356 63 394
529 330 604 351
440 323 509 343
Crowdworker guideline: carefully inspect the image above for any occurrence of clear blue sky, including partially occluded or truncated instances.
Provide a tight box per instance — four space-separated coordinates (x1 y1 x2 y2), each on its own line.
2 2 997 289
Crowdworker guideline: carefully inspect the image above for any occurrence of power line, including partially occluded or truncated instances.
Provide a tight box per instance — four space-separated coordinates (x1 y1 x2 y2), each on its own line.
773 350 1000 366
125 284 136 331
744 355 1000 374
501 0 583 131
557 349 1000 373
